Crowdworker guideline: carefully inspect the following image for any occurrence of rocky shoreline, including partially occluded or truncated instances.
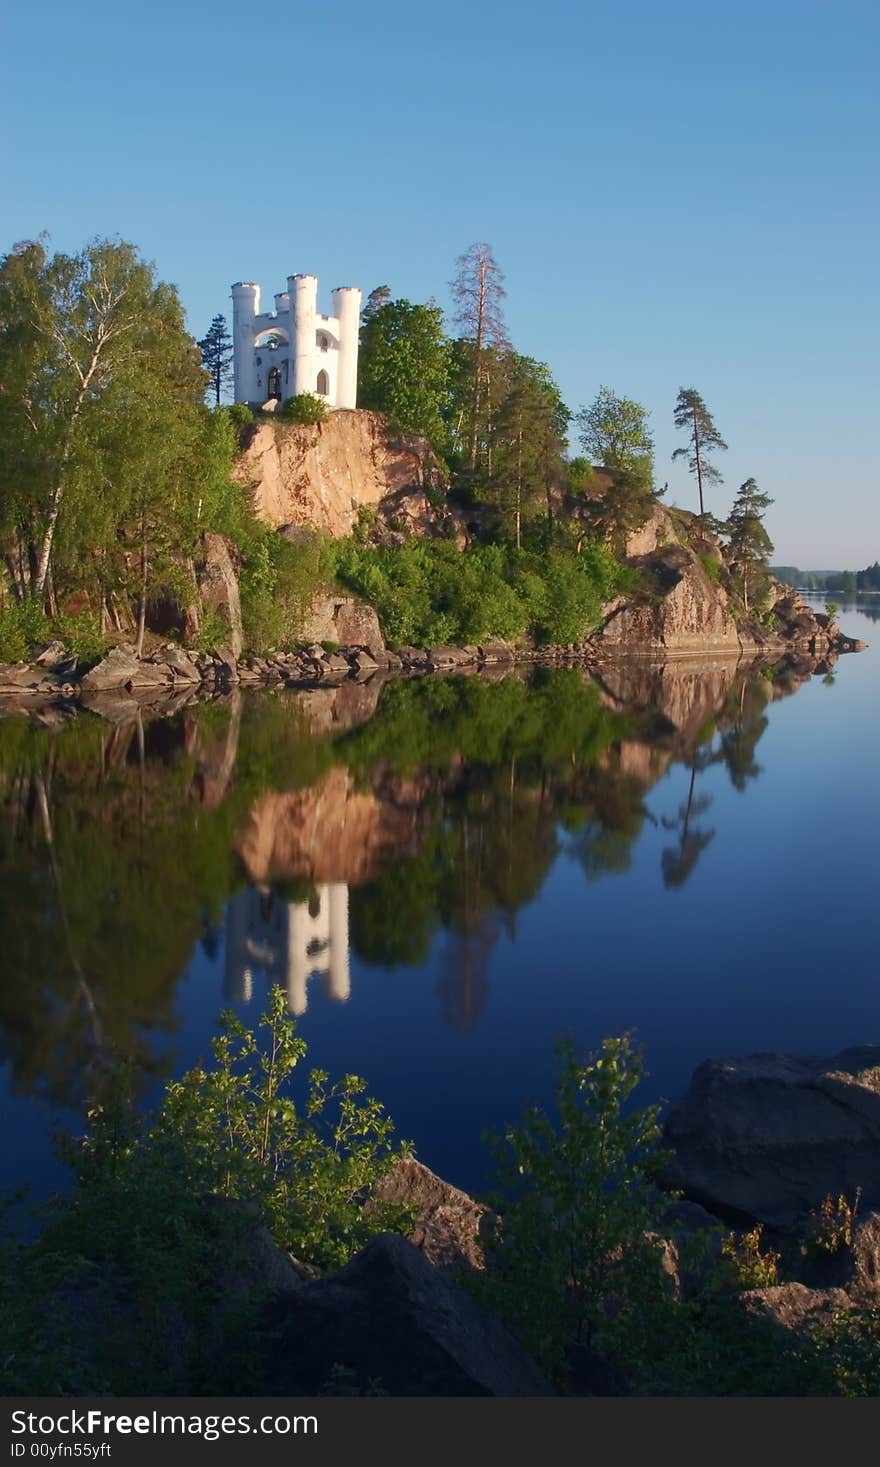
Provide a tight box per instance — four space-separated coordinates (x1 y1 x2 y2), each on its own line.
260 1043 880 1394
0 604 866 722
44 1043 878 1396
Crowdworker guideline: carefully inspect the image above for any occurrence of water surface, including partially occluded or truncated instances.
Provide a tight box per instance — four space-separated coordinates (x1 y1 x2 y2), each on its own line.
2 599 877 1201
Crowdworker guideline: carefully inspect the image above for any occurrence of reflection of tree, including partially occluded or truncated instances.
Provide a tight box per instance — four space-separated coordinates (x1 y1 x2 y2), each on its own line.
714 680 768 792
565 768 650 881
660 763 715 888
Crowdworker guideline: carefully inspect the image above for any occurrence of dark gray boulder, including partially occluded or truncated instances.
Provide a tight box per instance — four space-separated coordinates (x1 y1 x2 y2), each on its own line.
266 1232 553 1397
664 1047 880 1231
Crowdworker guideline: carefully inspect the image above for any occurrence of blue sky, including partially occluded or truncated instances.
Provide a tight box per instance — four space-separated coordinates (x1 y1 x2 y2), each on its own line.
3 0 878 565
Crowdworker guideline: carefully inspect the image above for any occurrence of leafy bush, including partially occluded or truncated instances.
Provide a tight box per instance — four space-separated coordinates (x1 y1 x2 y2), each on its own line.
334 539 630 649
473 1034 672 1380
720 1226 780 1288
239 531 337 654
0 598 50 662
277 392 327 425
52 611 109 664
803 1190 861 1257
104 986 412 1269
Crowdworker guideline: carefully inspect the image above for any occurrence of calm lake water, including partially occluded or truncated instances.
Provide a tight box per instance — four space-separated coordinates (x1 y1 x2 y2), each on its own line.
2 597 878 1203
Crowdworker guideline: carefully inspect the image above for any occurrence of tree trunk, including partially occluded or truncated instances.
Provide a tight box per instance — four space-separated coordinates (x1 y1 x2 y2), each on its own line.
136 516 148 658
35 341 105 595
693 405 704 518
467 265 488 472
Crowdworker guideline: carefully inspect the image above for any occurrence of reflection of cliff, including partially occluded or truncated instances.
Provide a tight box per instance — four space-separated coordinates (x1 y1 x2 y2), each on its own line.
225 882 351 1015
236 766 429 886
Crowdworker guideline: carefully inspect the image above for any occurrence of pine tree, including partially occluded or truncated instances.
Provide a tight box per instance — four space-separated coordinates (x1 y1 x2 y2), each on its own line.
361 285 391 322
672 387 727 517
198 314 233 405
490 355 568 547
725 478 774 613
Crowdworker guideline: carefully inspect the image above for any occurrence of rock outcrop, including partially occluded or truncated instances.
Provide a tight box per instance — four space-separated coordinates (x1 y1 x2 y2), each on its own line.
371 1158 490 1273
189 532 244 659
296 594 385 656
592 502 866 659
663 1047 880 1230
265 1232 553 1397
233 410 451 540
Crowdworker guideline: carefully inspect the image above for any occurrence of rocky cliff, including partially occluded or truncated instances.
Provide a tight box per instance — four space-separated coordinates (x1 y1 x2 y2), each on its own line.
594 502 864 659
232 409 451 539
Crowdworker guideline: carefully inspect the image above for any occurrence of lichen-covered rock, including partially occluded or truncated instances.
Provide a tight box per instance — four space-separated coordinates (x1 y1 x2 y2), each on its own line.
742 1283 852 1333
371 1159 489 1273
297 594 385 657
599 542 741 653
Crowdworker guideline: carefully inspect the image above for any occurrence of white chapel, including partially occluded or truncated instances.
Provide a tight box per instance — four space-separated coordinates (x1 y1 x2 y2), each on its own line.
231 273 361 410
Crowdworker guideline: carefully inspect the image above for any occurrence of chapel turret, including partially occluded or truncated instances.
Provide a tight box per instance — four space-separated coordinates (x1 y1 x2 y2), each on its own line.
231 272 361 410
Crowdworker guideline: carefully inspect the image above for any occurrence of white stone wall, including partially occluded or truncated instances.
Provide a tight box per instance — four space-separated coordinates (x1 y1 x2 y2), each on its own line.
231 272 361 410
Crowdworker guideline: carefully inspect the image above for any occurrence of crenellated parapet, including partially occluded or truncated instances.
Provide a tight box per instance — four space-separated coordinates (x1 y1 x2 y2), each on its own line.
231 271 361 410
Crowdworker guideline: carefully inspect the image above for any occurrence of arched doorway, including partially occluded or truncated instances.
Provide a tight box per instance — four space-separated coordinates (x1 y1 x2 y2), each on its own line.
316 369 329 396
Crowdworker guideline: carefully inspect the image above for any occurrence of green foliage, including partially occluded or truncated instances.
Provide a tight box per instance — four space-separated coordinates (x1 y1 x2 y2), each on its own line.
825 601 839 624
334 538 630 649
474 1034 671 1380
803 1190 861 1257
198 314 234 406
51 611 109 664
239 531 337 654
119 987 413 1269
575 386 654 486
813 1309 880 1396
724 478 774 613
358 297 452 445
672 387 728 517
0 237 210 606
699 552 721 584
720 1226 780 1288
0 597 50 661
277 392 327 425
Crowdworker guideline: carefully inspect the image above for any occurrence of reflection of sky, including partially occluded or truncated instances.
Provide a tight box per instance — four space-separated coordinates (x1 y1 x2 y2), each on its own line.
6 607 878 1204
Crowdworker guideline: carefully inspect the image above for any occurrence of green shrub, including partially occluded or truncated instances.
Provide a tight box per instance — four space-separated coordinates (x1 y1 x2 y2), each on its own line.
720 1226 781 1288
45 987 412 1295
699 553 721 585
277 392 327 425
52 611 109 664
0 598 50 662
334 539 630 650
239 531 337 654
473 1034 672 1381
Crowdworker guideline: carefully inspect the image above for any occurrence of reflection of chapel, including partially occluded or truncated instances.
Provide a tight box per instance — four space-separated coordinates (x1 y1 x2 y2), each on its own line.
224 882 351 1015
231 273 361 410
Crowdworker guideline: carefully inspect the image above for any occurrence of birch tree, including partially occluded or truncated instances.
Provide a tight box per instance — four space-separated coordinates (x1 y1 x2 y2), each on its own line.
0 238 207 599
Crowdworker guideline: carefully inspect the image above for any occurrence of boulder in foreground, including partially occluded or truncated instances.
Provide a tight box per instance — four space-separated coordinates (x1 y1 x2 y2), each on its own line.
664 1047 880 1230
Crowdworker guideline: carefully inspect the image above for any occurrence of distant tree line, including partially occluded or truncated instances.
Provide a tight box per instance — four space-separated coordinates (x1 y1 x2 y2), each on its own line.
772 563 880 594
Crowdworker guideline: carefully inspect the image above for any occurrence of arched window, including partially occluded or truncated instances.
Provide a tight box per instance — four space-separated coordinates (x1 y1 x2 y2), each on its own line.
316 369 329 396
318 334 329 352
267 366 282 399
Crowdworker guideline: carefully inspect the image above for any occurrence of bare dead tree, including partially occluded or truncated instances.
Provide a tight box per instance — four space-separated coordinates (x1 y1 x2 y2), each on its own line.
450 243 509 471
